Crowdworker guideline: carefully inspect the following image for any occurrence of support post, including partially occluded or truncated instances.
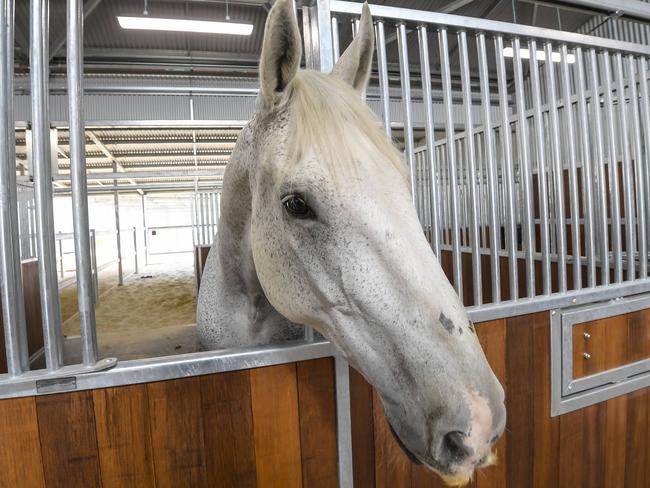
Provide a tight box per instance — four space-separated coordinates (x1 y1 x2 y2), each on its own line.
142 193 149 266
0 0 29 376
113 182 123 286
133 226 138 274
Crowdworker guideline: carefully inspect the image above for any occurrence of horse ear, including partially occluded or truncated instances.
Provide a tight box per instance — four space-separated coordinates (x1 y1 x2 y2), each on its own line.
331 2 374 93
259 0 302 105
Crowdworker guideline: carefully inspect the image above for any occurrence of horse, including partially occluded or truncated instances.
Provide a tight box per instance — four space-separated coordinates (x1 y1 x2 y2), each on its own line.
197 1 506 484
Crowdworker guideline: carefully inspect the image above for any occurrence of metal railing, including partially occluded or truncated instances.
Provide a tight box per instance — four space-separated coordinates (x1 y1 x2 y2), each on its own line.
329 0 650 321
192 190 220 247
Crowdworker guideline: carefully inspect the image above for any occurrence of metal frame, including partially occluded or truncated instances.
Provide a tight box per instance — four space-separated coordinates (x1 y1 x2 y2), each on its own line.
551 293 650 416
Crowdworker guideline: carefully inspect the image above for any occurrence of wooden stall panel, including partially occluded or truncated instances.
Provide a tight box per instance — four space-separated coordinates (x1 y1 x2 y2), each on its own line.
93 385 156 488
296 358 338 488
0 396 45 488
147 377 209 488
200 370 257 488
250 363 303 488
350 367 375 488
36 391 102 488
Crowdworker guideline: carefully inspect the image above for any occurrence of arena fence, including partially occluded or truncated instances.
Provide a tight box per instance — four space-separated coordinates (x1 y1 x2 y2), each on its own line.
2 0 650 484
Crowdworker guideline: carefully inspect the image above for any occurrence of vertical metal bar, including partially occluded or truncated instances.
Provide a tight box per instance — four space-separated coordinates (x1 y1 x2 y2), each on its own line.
141 193 148 266
628 55 646 279
575 47 597 287
0 0 29 376
495 35 518 300
308 0 334 73
68 0 98 366
458 31 482 304
512 37 535 297
638 57 650 276
375 21 391 138
477 33 500 303
560 44 582 290
334 355 353 488
545 42 568 292
588 49 610 284
57 237 64 279
418 26 440 257
440 28 463 298
614 53 636 281
133 227 138 274
90 229 99 304
601 51 623 283
31 0 63 371
397 23 416 202
113 185 123 286
331 16 340 63
529 39 551 295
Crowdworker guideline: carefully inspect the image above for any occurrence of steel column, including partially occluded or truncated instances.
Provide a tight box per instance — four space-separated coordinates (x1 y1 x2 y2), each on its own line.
397 23 416 202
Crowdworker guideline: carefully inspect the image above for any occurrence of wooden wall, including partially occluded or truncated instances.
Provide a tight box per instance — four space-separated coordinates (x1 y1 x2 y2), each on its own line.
0 309 649 487
0 259 44 374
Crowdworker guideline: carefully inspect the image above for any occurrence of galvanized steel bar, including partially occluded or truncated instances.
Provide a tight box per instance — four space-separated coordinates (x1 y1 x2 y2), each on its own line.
417 25 440 257
477 33 500 303
545 42 568 293
113 179 123 286
601 51 623 283
141 194 149 266
614 53 636 281
529 39 552 295
68 0 98 365
639 57 650 276
512 37 535 297
588 49 610 284
627 55 646 279
440 27 463 297
0 0 29 376
334 355 353 487
458 31 482 304
397 23 416 202
133 227 138 274
331 16 340 62
90 229 99 304
375 21 391 138
560 44 582 290
575 47 597 287
31 0 64 371
495 35 518 300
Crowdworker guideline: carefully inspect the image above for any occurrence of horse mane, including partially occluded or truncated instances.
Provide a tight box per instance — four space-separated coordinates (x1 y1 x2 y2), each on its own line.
284 69 408 184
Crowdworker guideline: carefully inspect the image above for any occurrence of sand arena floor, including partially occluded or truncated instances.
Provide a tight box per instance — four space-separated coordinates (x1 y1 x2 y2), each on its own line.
60 253 203 362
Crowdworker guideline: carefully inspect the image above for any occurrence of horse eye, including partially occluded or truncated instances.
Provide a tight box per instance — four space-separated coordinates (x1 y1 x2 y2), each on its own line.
282 194 315 219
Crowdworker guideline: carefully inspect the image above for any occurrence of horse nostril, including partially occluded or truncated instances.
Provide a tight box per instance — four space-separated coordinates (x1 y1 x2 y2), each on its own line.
442 431 473 464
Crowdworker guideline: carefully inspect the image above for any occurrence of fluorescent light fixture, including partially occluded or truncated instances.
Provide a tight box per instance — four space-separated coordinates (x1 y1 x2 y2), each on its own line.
117 16 253 36
503 46 575 64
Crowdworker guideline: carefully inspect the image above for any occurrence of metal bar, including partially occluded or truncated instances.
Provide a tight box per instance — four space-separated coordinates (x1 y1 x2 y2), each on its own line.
575 47 597 288
141 193 149 266
602 51 623 283
0 0 29 376
615 53 637 281
628 56 647 279
588 49 610 284
397 23 416 201
560 44 582 290
545 42 568 293
90 229 99 304
439 28 463 297
57 238 64 279
477 33 501 303
495 35 518 300
31 0 64 371
458 31 482 304
329 1 650 56
68 0 98 366
113 182 123 286
331 16 340 62
639 57 650 276
529 39 551 295
309 0 334 73
417 26 440 256
375 21 391 138
512 37 535 297
133 227 138 274
334 355 354 488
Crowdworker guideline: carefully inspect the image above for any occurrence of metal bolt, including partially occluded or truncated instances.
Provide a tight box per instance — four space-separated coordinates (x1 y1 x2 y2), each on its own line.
583 352 591 359
583 332 591 340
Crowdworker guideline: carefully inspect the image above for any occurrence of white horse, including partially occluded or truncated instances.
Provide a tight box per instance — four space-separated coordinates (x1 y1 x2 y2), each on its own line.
197 1 505 484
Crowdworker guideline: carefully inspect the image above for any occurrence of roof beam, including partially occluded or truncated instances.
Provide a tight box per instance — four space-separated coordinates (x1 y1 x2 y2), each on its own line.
53 169 223 181
439 0 478 13
87 131 142 194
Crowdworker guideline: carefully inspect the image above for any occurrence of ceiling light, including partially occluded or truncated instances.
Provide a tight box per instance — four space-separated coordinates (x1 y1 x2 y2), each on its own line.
503 46 575 64
117 16 253 36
